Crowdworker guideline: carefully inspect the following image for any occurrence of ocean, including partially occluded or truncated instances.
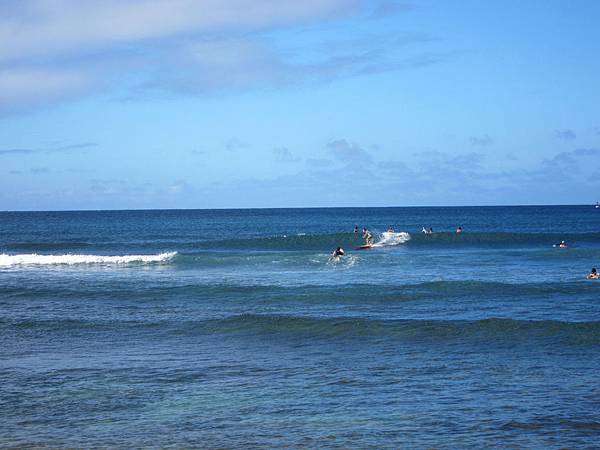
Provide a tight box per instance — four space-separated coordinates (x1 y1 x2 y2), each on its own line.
1 206 599 448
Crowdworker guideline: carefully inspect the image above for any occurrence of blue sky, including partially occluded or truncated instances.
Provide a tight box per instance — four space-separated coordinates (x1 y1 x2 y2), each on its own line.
1 0 599 210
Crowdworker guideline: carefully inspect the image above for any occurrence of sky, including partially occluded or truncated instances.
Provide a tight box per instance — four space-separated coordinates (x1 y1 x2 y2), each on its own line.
1 0 599 210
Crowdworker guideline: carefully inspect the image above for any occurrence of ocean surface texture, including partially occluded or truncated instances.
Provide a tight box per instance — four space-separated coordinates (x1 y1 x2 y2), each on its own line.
1 206 599 448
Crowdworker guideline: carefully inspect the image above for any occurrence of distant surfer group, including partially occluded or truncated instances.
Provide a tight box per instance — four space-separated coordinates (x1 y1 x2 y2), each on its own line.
421 226 463 234
552 240 599 279
338 226 599 280
333 226 380 259
333 224 463 260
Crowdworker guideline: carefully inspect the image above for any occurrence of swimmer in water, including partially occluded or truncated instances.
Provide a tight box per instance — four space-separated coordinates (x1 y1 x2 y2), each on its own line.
556 240 567 248
456 226 463 233
387 227 395 233
330 246 345 261
427 227 434 234
587 268 598 279
354 226 359 233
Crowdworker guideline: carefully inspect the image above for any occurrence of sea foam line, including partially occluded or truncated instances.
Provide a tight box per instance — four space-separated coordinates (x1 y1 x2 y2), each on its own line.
0 252 177 266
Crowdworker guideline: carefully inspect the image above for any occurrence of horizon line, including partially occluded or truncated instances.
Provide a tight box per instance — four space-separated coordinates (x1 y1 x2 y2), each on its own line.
1 203 597 213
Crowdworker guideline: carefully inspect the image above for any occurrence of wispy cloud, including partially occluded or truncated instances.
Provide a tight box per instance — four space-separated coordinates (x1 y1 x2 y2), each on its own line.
0 142 97 156
273 147 300 163
30 167 50 174
327 139 373 167
0 148 36 156
0 0 437 113
0 66 97 114
225 138 249 152
371 1 416 18
469 135 494 146
0 0 361 64
555 129 576 140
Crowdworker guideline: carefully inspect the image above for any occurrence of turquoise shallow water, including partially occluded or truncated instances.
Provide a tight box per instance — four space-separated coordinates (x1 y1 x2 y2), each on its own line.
1 206 600 448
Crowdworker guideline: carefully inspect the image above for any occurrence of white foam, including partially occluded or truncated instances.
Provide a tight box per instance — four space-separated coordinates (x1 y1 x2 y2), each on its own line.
0 252 177 267
372 231 411 247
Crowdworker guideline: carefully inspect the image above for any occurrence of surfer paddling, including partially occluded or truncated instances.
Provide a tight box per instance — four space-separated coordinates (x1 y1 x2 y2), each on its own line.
587 268 598 279
555 240 568 248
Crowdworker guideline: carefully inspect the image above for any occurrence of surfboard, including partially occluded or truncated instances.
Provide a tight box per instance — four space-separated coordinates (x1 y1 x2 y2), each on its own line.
355 244 373 250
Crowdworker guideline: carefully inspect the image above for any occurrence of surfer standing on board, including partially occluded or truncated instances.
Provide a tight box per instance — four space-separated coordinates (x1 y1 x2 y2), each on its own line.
362 228 373 246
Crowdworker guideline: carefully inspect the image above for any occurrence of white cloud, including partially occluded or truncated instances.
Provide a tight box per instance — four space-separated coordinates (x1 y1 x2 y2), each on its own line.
0 0 436 113
0 67 93 113
327 139 373 167
0 0 360 63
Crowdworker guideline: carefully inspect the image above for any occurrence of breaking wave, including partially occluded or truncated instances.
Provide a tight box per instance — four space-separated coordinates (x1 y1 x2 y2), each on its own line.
372 231 411 247
0 252 177 266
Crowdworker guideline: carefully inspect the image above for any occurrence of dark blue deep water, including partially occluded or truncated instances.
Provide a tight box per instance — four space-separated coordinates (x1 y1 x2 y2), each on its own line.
1 206 600 448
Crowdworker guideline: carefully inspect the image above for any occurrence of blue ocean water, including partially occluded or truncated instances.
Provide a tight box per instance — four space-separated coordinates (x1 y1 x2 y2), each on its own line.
1 206 599 448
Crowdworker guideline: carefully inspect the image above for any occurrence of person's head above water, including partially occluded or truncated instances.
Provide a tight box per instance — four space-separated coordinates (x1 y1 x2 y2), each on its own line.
332 247 345 257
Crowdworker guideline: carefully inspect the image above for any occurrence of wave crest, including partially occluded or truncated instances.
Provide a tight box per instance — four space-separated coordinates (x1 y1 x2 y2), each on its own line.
0 252 177 266
372 231 411 247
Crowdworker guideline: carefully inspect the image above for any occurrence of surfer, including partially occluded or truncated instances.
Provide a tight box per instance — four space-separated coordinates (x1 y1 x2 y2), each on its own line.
330 247 345 261
556 240 567 248
427 227 434 234
421 227 427 234
456 226 463 233
587 268 599 279
354 226 359 233
331 247 345 258
362 228 373 246
387 227 395 233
